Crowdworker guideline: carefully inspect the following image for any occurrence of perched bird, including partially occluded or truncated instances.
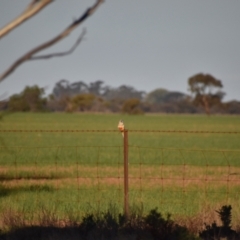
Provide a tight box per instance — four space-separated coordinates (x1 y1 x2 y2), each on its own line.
118 120 125 137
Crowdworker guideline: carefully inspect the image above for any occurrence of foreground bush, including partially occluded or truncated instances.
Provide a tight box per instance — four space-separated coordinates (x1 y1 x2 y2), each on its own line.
1 205 240 240
0 207 198 240
199 205 239 240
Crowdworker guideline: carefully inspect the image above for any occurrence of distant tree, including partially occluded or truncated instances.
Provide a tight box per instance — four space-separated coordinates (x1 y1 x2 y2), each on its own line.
0 100 8 111
164 91 187 102
188 73 224 115
8 95 30 112
225 100 240 114
8 85 46 111
145 88 187 104
52 80 88 99
67 93 95 112
145 88 169 104
104 98 124 113
103 85 145 100
88 80 105 96
121 98 143 115
46 94 69 112
50 81 148 112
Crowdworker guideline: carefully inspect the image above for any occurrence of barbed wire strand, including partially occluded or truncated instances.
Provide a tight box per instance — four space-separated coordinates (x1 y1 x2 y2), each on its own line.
0 129 240 134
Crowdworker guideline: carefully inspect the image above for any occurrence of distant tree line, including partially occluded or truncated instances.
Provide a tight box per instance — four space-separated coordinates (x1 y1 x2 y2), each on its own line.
1 73 240 114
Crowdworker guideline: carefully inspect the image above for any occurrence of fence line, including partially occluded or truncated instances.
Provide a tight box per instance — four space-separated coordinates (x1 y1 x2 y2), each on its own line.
0 129 239 222
1 129 240 134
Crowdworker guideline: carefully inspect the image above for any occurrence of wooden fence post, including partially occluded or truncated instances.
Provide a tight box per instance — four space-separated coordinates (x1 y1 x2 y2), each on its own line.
123 129 129 218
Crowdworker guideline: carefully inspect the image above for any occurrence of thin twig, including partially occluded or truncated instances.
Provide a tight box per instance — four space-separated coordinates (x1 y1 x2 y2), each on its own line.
30 29 86 60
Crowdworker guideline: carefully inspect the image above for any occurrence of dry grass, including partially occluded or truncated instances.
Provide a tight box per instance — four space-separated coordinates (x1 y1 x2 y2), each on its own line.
1 164 240 188
1 164 239 186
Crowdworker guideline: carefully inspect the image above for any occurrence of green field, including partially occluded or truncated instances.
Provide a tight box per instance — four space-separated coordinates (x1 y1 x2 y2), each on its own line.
0 113 240 227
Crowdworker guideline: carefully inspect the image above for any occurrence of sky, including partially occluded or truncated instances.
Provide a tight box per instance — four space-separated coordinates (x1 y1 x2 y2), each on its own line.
0 0 240 101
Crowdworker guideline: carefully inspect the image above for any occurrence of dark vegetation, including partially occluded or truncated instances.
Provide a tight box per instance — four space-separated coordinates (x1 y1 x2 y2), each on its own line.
0 205 239 239
1 74 240 114
199 205 239 240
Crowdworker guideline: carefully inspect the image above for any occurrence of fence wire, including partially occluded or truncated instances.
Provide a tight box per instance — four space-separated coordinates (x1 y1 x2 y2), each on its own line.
1 129 240 133
0 129 239 221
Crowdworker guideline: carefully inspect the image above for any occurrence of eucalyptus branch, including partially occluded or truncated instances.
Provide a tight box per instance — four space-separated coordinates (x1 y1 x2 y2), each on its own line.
0 0 104 82
0 0 53 39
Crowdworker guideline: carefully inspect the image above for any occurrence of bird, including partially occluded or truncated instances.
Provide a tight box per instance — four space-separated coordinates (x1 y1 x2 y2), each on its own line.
118 120 125 137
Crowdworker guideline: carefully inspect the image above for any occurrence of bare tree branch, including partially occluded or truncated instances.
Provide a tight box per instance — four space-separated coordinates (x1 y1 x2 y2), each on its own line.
0 0 104 82
0 0 53 39
30 29 86 60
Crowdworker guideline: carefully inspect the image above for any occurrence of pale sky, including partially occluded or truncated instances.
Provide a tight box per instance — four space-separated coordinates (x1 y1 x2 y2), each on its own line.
0 0 240 101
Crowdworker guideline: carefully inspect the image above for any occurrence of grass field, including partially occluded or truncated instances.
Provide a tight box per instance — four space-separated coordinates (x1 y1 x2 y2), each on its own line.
0 112 240 229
